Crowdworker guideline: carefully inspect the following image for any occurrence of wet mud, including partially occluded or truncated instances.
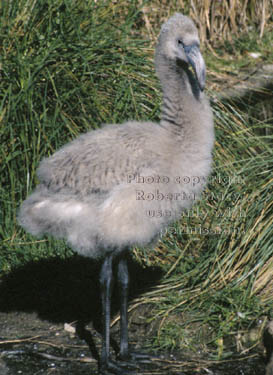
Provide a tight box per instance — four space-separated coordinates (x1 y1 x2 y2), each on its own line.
0 256 267 374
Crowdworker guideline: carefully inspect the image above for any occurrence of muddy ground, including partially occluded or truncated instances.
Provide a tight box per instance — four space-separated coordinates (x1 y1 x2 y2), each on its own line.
0 256 268 374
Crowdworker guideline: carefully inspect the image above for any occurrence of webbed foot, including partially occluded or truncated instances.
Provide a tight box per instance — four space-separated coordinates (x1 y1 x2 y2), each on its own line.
99 357 138 375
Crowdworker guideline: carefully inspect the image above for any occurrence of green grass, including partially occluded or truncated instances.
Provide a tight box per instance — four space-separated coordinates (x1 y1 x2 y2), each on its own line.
1 0 273 359
0 0 158 269
205 27 273 76
136 100 273 354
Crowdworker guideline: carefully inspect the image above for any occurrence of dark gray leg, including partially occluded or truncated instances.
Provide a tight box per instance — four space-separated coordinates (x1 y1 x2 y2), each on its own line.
99 254 115 373
117 256 152 366
117 257 129 360
99 254 148 374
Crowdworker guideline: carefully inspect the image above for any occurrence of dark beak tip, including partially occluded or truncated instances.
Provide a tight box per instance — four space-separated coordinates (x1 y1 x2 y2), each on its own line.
199 81 205 91
199 68 206 91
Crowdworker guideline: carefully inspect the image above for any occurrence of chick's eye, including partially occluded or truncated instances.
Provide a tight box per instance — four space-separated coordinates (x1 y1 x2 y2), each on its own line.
177 39 184 47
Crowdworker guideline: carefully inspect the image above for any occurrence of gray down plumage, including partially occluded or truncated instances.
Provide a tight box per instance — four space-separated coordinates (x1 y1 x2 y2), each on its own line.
18 13 214 259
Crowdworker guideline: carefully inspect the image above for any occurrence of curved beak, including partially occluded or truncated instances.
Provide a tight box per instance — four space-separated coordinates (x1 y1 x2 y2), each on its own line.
185 45 206 91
